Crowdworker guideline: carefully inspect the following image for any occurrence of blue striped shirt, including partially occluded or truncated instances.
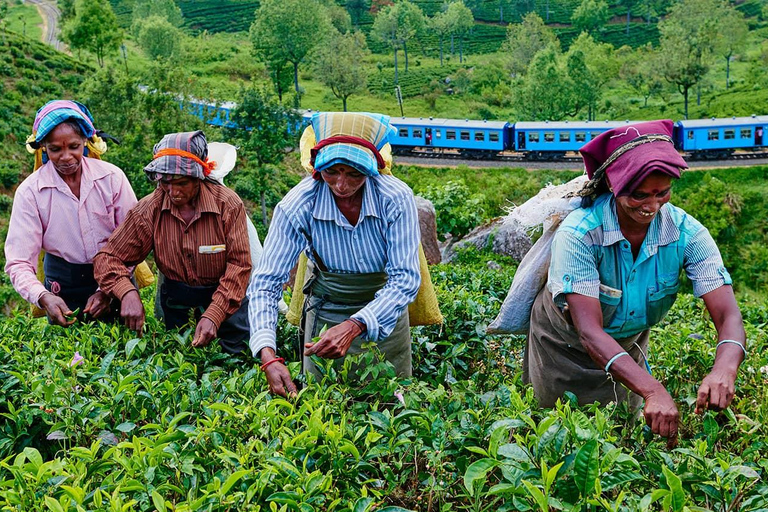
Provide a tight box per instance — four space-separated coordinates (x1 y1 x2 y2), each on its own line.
247 175 421 357
548 193 731 338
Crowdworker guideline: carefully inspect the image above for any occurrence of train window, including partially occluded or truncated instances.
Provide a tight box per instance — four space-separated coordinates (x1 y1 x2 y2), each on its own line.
707 130 719 141
413 129 423 138
460 131 470 140
489 133 499 142
741 128 752 138
436 130 442 138
575 132 586 142
724 129 735 140
688 131 694 139
399 128 409 137
528 132 539 143
475 132 485 141
559 132 571 142
446 130 456 140
544 132 555 142
590 132 600 140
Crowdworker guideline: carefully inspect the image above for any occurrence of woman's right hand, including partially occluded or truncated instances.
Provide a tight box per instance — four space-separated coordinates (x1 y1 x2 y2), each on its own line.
39 292 75 327
261 348 297 398
120 290 145 333
643 387 680 449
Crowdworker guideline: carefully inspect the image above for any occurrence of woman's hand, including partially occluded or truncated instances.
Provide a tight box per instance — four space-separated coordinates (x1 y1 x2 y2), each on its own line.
39 292 75 327
120 290 145 333
261 348 297 398
84 291 111 319
695 367 737 414
192 317 217 348
304 320 363 359
643 386 680 449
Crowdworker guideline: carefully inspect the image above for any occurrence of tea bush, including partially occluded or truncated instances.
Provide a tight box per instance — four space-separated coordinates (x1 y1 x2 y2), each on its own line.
0 245 767 511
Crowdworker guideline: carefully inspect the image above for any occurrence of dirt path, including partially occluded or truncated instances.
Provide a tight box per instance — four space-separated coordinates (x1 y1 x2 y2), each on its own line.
26 0 61 50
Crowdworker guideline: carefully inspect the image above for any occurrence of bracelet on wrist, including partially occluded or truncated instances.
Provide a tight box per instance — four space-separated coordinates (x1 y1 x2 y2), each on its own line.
348 318 366 335
715 339 747 357
260 357 285 371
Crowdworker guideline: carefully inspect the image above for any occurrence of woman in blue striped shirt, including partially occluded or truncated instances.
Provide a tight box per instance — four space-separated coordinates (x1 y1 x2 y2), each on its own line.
525 120 746 448
247 112 421 397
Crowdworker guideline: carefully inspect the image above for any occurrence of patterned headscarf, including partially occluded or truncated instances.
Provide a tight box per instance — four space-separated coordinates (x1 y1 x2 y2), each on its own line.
302 112 397 179
143 131 216 181
25 100 108 170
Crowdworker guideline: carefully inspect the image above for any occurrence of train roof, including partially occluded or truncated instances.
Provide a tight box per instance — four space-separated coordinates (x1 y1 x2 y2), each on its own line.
389 117 508 129
677 116 768 128
514 120 639 130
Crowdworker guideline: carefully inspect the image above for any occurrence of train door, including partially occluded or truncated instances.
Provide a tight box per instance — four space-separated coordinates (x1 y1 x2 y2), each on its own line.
756 127 764 146
425 128 432 146
518 131 526 150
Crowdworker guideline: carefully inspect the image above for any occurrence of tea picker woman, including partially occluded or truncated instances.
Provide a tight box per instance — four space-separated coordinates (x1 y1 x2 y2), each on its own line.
247 112 422 397
5 100 139 326
524 120 746 447
94 131 252 353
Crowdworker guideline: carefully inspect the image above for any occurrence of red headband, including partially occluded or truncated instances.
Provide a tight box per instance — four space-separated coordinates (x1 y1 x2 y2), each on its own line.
310 135 386 170
153 148 216 176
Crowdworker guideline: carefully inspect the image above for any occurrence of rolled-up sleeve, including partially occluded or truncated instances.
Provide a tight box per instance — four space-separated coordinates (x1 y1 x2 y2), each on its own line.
4 187 48 306
683 227 732 297
351 195 421 342
247 205 306 358
548 229 600 309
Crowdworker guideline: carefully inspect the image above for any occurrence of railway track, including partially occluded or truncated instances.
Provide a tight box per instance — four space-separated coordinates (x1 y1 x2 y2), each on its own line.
26 0 61 50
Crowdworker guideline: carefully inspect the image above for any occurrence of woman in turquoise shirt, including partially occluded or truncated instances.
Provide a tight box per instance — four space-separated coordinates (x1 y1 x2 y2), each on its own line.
524 120 746 448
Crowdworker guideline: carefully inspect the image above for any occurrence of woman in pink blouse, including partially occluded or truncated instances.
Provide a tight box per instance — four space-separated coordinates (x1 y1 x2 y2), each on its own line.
4 100 138 326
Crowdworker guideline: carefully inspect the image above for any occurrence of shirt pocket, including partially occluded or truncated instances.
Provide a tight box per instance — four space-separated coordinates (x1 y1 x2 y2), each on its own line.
197 246 227 281
598 283 622 328
646 274 680 326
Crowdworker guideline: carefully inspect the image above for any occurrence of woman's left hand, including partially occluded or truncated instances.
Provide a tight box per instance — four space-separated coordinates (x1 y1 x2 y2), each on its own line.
84 291 111 319
695 367 737 414
304 320 363 359
192 318 218 348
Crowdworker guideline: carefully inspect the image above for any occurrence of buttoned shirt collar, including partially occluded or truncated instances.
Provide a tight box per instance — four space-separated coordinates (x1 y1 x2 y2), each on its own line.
601 196 680 257
312 179 381 227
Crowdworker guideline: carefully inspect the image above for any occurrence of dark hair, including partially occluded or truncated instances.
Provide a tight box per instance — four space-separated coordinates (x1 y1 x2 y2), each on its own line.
43 120 87 144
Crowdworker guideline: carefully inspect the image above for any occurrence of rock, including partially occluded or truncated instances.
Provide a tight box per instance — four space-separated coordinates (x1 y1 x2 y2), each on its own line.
443 217 532 262
415 196 441 265
486 261 501 270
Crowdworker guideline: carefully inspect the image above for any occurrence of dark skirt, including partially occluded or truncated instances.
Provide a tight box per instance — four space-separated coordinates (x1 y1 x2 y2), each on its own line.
43 253 118 322
155 272 249 354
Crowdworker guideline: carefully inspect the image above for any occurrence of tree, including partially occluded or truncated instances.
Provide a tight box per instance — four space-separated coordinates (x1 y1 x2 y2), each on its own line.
346 0 370 27
515 45 577 120
265 58 294 104
446 0 473 64
57 0 76 21
321 0 353 33
62 0 122 67
715 5 748 89
571 0 609 36
657 0 719 119
619 43 663 107
397 1 425 72
502 12 558 77
131 0 182 37
227 88 299 227
429 10 452 66
314 31 369 111
619 0 641 35
250 0 333 102
136 15 183 61
371 4 401 83
566 32 617 120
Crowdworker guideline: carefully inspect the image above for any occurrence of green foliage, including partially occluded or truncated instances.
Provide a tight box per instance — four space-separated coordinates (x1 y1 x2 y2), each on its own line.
571 0 609 36
136 15 184 61
502 11 559 77
61 0 123 68
176 0 259 33
0 161 19 189
675 173 737 241
314 30 370 111
420 179 486 240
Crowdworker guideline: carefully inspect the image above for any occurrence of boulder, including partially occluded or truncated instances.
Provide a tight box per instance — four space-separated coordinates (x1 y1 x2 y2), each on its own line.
443 217 532 262
415 196 441 265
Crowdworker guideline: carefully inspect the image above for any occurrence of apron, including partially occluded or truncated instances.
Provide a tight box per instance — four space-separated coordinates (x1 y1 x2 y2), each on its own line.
524 287 649 409
155 272 249 355
301 261 412 380
43 253 118 322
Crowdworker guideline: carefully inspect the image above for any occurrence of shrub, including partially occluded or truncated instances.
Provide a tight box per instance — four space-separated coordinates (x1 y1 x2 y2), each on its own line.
0 162 20 189
421 179 486 241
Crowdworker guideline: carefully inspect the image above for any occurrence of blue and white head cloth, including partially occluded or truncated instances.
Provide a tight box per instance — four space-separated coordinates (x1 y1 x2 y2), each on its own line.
307 112 397 178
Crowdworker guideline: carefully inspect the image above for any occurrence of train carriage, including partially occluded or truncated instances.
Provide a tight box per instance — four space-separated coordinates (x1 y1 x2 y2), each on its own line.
513 120 637 159
675 116 768 158
390 117 509 157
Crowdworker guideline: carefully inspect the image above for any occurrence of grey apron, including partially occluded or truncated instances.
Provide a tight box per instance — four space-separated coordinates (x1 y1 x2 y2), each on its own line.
301 264 412 380
524 287 649 409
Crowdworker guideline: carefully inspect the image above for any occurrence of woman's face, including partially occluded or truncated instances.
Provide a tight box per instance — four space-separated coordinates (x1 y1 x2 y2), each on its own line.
43 123 86 177
321 163 367 199
158 175 201 207
615 172 673 227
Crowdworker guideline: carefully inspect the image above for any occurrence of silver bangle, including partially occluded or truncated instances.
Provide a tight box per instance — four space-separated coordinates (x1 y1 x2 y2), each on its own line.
715 339 747 357
605 351 630 373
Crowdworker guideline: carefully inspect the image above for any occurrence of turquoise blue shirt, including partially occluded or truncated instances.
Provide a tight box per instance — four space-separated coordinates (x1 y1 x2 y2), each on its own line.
548 193 731 338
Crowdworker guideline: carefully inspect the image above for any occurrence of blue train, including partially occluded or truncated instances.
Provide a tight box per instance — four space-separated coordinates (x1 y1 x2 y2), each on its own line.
180 96 768 161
